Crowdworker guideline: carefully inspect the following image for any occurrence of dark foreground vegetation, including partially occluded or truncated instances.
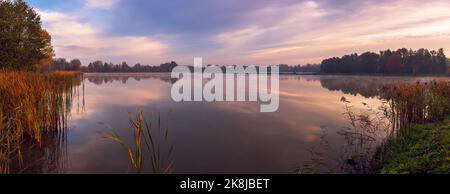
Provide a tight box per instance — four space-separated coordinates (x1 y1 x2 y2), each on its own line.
373 81 450 173
0 71 82 173
300 80 450 174
340 81 450 174
373 116 450 173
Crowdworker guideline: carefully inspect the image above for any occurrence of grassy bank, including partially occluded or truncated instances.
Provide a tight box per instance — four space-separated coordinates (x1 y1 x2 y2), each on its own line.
373 116 450 173
323 80 450 174
372 81 450 174
0 71 82 173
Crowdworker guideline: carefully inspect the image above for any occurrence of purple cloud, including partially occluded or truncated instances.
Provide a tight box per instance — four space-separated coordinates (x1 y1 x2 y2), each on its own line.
32 0 450 65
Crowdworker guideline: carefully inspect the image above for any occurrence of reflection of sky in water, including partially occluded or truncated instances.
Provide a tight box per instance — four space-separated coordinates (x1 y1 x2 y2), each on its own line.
63 74 450 173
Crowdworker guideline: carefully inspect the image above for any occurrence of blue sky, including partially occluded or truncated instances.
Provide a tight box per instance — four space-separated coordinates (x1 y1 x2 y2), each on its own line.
27 0 450 65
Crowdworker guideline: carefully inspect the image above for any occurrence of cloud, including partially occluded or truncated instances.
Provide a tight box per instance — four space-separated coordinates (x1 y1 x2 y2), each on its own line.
208 1 328 63
85 0 119 9
204 0 450 65
37 9 169 65
34 0 450 65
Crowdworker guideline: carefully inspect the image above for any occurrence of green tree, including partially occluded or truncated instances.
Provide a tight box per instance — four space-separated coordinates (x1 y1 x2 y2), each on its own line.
0 0 54 71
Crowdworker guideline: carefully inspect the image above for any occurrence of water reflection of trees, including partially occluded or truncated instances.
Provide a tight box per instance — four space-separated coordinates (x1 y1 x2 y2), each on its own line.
85 73 177 85
319 77 389 98
278 75 450 98
319 76 450 98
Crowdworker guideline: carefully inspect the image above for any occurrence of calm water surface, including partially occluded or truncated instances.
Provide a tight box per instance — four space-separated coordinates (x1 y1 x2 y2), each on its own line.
40 74 450 173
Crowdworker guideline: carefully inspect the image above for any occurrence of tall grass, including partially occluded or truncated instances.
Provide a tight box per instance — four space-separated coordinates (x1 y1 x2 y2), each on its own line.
337 80 450 173
299 80 450 174
0 71 82 173
381 80 450 138
340 80 450 172
102 110 174 174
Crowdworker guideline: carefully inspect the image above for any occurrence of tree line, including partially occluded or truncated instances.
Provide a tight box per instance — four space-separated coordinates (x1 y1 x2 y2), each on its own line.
37 58 82 71
84 61 179 72
321 48 448 74
279 64 321 73
46 59 321 73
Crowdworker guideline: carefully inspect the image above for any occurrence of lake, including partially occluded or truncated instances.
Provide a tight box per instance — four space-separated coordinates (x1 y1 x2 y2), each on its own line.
20 74 450 174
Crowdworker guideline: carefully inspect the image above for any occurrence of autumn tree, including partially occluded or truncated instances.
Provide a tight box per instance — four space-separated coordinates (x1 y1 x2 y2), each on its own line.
0 0 54 71
386 52 405 74
321 48 447 75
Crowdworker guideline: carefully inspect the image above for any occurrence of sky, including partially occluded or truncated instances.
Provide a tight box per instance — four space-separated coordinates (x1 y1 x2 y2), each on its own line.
27 0 450 66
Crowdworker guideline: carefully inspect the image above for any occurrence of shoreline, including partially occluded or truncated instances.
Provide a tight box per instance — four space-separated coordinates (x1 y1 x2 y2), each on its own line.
374 116 450 174
83 71 450 78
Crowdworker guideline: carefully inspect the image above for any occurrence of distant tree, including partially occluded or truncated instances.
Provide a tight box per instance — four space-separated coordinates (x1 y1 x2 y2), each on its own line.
437 48 447 73
386 52 404 74
44 58 82 71
0 0 54 70
278 64 320 73
278 64 290 72
359 52 379 73
69 59 82 70
121 62 130 71
88 60 104 72
83 61 180 72
321 57 342 74
133 63 142 72
378 50 392 73
160 61 178 72
341 54 358 73
53 58 69 70
296 64 321 72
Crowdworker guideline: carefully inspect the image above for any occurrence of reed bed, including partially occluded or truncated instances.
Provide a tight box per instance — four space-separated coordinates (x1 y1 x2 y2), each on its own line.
0 71 82 173
299 80 450 174
380 80 450 138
